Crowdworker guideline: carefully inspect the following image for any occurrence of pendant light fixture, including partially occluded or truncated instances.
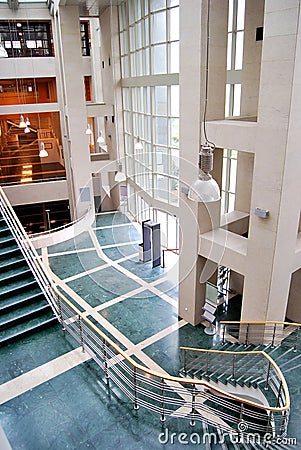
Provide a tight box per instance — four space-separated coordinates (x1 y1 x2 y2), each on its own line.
24 126 30 134
115 163 126 182
19 115 26 128
86 123 93 135
97 131 105 144
39 141 48 158
25 116 30 126
135 137 143 151
187 0 221 203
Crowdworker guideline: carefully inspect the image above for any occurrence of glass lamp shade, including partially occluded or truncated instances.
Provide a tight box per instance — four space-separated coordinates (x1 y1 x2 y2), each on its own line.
39 142 48 158
115 170 126 182
39 148 48 158
25 117 30 126
135 140 143 150
19 115 26 128
97 133 105 144
188 172 220 203
86 124 92 135
24 126 30 134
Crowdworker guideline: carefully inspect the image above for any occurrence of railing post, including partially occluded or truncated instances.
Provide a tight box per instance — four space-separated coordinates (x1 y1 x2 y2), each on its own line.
160 378 166 422
276 381 283 408
206 352 209 376
222 325 226 345
190 383 196 427
271 323 277 348
78 315 85 352
265 361 271 390
183 349 187 376
102 337 109 379
57 297 65 330
294 327 300 352
133 367 139 410
231 354 236 381
245 324 249 346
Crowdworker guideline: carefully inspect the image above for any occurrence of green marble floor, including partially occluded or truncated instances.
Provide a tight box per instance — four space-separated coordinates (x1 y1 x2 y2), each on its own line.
0 211 300 449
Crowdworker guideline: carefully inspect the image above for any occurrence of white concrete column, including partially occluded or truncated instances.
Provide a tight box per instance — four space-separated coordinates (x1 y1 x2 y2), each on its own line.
178 0 227 325
241 0 301 322
56 5 94 219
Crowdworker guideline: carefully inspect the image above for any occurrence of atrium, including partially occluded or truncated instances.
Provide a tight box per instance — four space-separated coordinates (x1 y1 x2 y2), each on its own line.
0 0 301 449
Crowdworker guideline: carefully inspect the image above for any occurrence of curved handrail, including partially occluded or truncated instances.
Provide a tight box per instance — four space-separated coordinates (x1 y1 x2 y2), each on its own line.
54 284 290 413
179 346 290 411
220 320 301 350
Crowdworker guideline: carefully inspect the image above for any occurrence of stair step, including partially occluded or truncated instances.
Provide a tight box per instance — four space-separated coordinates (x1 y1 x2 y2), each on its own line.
0 255 27 273
0 265 31 285
0 226 10 237
0 289 45 314
0 301 51 330
0 312 57 347
0 235 16 248
0 278 37 299
0 245 21 261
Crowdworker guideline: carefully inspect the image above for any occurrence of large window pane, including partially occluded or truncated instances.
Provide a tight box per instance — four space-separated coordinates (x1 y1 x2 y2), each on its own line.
169 41 179 72
170 118 179 147
152 11 166 44
229 158 237 192
233 83 241 116
153 44 167 74
155 86 167 115
170 85 179 116
237 0 245 30
169 7 179 41
235 31 244 70
155 117 168 145
151 0 166 12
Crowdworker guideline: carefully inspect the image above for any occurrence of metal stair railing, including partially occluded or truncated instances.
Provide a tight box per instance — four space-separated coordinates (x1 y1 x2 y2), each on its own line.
0 186 291 438
0 186 60 319
220 321 301 351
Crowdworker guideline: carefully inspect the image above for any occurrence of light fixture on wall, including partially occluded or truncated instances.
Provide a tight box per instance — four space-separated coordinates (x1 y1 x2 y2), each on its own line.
24 126 30 134
39 141 48 158
25 116 30 126
187 0 221 203
135 137 143 151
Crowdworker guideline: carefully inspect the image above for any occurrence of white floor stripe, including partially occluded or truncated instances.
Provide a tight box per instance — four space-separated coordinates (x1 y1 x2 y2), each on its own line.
48 247 96 258
0 347 90 406
93 222 134 231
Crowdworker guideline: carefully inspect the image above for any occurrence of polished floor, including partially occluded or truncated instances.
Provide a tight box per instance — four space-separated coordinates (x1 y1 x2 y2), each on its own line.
0 212 300 449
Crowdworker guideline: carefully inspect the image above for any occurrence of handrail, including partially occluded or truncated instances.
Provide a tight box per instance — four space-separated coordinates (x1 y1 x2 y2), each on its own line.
0 187 291 436
220 320 301 351
30 207 91 239
180 346 290 411
0 186 60 319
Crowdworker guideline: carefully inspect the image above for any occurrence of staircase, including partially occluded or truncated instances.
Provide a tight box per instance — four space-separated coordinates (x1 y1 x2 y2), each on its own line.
0 212 56 346
179 338 299 449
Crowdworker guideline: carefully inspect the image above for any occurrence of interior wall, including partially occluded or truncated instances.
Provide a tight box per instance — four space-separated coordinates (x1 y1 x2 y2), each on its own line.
230 270 244 296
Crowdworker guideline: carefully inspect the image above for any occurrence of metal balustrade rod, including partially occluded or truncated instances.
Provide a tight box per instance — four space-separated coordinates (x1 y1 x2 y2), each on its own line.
57 297 65 330
265 361 272 390
206 352 209 376
78 315 85 352
160 378 166 422
271 323 277 347
231 354 236 381
183 349 187 376
102 337 109 379
294 327 300 352
222 325 226 344
190 384 196 427
245 324 249 346
276 381 283 408
133 367 139 410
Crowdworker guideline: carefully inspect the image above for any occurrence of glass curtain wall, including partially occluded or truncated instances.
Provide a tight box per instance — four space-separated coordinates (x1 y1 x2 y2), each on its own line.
222 0 245 213
119 0 179 207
